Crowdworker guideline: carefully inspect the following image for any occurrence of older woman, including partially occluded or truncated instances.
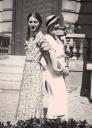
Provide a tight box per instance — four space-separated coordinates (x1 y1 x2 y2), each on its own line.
42 14 69 121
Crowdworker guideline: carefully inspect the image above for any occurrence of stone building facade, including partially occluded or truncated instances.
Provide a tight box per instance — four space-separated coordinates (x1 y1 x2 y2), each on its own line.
0 0 92 55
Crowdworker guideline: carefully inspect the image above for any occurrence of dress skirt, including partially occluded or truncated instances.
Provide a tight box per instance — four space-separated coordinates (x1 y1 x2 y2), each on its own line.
43 68 68 119
16 60 43 121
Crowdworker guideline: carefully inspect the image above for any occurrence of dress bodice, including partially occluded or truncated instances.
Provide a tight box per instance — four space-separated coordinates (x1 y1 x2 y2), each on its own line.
25 31 44 62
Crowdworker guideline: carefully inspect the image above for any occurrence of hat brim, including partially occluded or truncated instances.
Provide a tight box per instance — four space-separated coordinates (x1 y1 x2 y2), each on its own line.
47 16 59 28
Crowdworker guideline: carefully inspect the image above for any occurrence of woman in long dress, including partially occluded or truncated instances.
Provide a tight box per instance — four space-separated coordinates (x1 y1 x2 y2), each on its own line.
16 12 46 121
42 15 69 120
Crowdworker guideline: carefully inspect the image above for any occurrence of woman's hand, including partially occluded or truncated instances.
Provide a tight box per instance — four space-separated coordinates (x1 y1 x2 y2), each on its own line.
52 63 64 75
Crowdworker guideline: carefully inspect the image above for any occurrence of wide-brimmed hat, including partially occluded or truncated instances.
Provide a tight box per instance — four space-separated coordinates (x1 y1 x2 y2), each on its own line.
46 15 59 28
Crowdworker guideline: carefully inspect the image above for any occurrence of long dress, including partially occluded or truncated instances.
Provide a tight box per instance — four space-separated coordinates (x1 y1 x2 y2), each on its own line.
16 31 44 121
43 34 68 119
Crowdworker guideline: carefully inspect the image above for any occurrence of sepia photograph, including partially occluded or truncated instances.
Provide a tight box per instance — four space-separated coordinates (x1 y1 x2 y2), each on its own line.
0 0 92 127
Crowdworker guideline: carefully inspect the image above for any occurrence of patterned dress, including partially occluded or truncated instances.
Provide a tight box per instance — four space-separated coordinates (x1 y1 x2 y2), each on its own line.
16 31 45 121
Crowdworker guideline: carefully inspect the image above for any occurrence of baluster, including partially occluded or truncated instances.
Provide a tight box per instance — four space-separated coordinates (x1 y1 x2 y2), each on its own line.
72 40 77 60
65 42 71 66
66 42 70 56
79 39 84 60
69 38 74 47
68 38 74 57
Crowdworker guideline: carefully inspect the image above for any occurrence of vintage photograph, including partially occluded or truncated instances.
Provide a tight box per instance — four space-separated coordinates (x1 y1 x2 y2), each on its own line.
0 0 92 127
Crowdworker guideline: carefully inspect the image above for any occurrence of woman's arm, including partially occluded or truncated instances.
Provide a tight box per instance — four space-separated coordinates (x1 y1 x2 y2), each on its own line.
49 48 64 73
41 34 64 73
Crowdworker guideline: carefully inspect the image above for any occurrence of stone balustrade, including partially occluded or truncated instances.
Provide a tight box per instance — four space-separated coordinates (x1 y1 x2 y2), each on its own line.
64 33 92 100
63 34 86 65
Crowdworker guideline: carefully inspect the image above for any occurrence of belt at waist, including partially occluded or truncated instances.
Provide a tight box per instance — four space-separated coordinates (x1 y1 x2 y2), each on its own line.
25 58 39 63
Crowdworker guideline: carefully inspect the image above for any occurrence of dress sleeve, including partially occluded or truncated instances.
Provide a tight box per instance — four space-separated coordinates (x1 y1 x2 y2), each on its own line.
55 42 65 58
45 34 65 58
36 32 51 52
40 37 51 52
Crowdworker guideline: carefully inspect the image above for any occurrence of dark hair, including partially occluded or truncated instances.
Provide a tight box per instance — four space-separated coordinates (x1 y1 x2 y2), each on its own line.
26 12 42 40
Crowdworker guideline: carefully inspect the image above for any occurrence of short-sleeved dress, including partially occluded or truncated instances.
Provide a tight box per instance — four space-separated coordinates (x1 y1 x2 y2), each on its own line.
16 31 45 121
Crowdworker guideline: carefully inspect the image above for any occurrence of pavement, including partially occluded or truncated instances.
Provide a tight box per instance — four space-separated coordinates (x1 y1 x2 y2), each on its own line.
0 87 92 124
0 89 19 122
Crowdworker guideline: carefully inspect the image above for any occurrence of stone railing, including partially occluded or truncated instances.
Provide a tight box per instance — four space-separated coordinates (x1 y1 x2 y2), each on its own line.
63 34 85 66
64 34 92 100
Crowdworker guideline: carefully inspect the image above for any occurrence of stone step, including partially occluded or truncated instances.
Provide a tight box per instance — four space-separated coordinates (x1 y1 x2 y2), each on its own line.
0 66 24 74
0 72 22 81
0 55 25 66
0 80 20 90
0 55 25 90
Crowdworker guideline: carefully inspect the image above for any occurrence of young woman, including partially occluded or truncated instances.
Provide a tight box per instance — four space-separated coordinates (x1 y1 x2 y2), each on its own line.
42 14 69 120
16 12 46 121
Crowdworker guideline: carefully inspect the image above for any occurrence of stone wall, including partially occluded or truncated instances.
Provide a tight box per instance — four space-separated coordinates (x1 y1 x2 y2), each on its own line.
0 0 13 37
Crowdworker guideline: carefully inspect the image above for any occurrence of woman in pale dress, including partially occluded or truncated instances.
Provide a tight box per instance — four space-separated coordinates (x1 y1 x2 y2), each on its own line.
42 14 69 120
16 12 47 121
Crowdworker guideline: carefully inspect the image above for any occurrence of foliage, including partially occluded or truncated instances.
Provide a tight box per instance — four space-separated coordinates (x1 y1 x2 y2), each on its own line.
0 118 92 128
